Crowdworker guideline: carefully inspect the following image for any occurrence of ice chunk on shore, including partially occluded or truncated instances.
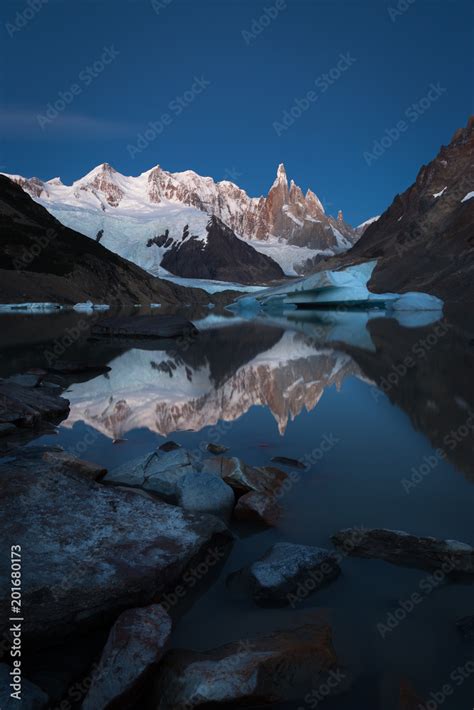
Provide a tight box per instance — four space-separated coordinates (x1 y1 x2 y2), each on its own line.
388 292 443 311
0 303 63 312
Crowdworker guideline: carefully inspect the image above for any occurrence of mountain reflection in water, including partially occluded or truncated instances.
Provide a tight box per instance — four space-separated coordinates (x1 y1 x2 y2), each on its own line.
55 310 474 482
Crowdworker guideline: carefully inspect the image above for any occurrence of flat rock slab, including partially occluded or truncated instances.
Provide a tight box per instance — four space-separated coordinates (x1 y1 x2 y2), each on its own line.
91 315 198 339
105 447 196 502
0 664 48 709
176 471 235 522
47 362 111 375
202 456 287 495
0 381 69 428
83 604 172 710
332 528 474 574
154 624 339 709
271 456 306 470
248 543 341 605
0 455 232 644
234 491 281 526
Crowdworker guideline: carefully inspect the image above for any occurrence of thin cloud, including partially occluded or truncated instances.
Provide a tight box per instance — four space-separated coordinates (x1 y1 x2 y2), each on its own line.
0 109 139 137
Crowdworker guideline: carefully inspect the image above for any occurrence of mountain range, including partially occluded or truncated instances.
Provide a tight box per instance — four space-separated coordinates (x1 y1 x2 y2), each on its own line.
1 116 472 304
4 162 367 283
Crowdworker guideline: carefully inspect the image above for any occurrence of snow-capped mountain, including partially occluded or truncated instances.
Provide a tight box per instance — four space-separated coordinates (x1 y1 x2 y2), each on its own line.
4 162 361 279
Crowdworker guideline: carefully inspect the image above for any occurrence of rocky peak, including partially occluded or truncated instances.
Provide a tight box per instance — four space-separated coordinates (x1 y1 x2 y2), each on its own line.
305 189 325 215
337 210 344 222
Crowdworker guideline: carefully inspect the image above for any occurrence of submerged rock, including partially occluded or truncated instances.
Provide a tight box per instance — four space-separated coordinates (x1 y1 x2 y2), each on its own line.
154 624 339 709
91 315 198 340
82 604 172 710
0 455 232 644
332 528 474 574
105 447 196 502
47 362 111 375
0 664 48 709
206 442 229 455
271 455 306 470
248 543 341 605
176 471 235 522
233 491 281 526
202 456 287 495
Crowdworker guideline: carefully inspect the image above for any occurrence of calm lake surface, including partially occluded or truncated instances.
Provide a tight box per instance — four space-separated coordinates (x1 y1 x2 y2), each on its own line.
1 307 473 709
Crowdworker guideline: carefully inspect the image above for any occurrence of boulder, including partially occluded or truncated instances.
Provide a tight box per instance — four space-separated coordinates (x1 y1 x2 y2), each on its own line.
104 447 195 502
202 456 287 495
233 491 281 526
153 624 339 709
332 528 474 573
206 443 229 455
42 450 107 481
176 471 235 522
91 315 197 340
0 454 232 644
0 664 48 709
0 381 69 429
82 604 172 710
247 543 341 605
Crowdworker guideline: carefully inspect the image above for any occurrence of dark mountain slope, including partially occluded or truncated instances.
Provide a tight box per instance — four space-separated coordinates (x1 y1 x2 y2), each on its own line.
159 216 285 284
0 175 212 306
299 117 474 303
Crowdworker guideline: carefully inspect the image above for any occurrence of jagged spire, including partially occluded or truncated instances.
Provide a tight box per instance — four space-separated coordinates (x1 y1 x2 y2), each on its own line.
337 210 344 223
271 163 288 190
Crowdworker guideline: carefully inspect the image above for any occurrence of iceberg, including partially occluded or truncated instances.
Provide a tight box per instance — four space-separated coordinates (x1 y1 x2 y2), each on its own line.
73 301 110 313
231 260 444 317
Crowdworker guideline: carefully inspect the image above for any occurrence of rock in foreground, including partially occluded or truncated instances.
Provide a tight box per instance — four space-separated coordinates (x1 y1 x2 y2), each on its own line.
248 543 341 605
332 528 474 574
203 456 287 495
154 624 339 709
0 455 232 644
0 664 48 709
91 314 198 340
176 471 235 522
83 604 172 710
104 447 196 502
0 380 69 429
233 491 281 526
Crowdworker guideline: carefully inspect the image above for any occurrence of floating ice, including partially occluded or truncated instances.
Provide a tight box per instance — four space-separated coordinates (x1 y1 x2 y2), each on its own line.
0 303 63 313
73 301 110 312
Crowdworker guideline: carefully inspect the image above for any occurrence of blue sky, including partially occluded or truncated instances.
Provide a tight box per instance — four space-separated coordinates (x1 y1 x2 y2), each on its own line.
1 0 472 225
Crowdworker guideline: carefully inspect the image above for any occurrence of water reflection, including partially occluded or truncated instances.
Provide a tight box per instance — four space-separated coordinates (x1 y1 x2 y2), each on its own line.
63 324 363 438
54 311 474 482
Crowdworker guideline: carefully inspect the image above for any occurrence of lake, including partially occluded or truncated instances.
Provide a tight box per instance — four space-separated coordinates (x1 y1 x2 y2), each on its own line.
1 307 473 709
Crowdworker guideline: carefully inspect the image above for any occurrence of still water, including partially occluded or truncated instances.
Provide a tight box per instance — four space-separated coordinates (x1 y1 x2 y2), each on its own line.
1 308 473 709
